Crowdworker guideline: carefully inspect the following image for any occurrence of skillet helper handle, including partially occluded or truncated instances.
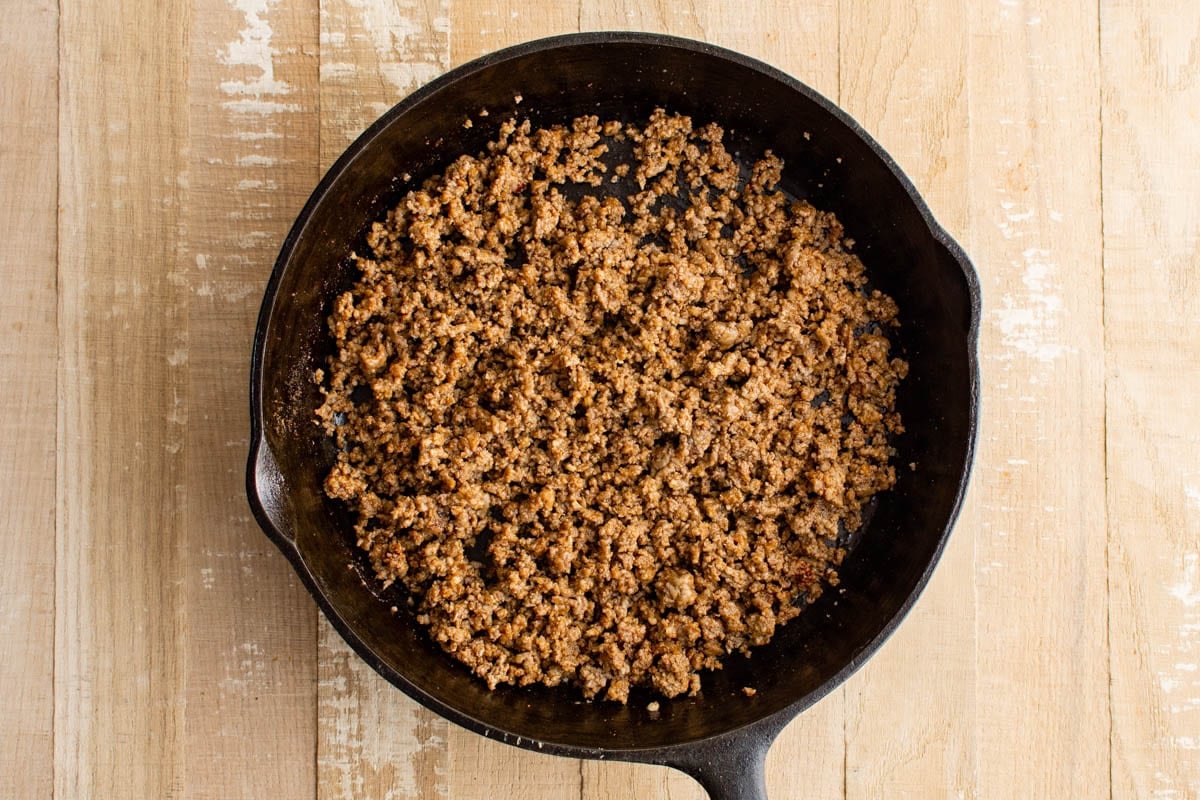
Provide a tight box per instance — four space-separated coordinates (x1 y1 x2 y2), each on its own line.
246 434 298 547
671 732 772 800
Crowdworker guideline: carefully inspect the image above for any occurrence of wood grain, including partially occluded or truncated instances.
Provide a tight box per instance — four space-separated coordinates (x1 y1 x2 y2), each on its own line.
1102 1 1200 796
0 2 58 798
837 2 976 797
449 0 577 67
315 1 453 798
968 0 1110 796
181 0 320 796
55 0 190 796
447 737 583 800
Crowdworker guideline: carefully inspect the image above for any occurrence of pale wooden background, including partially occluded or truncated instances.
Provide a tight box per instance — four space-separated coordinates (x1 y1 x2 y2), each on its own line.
3 0 1198 797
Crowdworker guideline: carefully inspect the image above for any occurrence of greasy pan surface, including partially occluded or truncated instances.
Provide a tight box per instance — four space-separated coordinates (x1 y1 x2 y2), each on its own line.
248 31 980 794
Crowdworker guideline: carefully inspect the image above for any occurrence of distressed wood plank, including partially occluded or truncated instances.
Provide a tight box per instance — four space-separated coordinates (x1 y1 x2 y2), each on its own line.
837 2 976 796
1102 1 1200 796
448 0 578 67
967 0 1109 796
0 1 58 798
181 0 321 795
446 737 584 800
315 1 453 798
319 0 449 152
578 0 841 101
55 0 190 796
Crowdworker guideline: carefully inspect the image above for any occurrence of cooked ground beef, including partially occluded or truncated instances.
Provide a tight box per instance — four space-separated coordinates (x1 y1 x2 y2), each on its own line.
316 109 907 703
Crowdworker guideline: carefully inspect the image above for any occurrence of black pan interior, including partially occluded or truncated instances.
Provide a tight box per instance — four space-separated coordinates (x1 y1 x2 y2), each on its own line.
252 34 978 754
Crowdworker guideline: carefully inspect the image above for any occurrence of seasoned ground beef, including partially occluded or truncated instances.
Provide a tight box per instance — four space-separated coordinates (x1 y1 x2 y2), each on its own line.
316 110 907 703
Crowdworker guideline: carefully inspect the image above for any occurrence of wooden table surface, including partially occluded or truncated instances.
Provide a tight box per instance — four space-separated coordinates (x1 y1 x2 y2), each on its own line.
4 0 1198 797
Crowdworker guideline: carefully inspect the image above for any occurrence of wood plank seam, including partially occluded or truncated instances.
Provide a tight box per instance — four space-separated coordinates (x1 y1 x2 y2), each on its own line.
1097 5 1114 798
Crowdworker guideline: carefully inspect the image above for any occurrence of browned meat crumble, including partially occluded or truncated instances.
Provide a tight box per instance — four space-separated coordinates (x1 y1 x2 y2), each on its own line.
316 110 907 703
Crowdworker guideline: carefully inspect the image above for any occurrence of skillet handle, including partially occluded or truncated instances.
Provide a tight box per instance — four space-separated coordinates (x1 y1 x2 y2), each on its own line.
246 433 298 547
668 731 772 800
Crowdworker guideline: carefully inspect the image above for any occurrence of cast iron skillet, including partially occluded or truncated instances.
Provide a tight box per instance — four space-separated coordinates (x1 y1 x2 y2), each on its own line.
247 32 980 800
